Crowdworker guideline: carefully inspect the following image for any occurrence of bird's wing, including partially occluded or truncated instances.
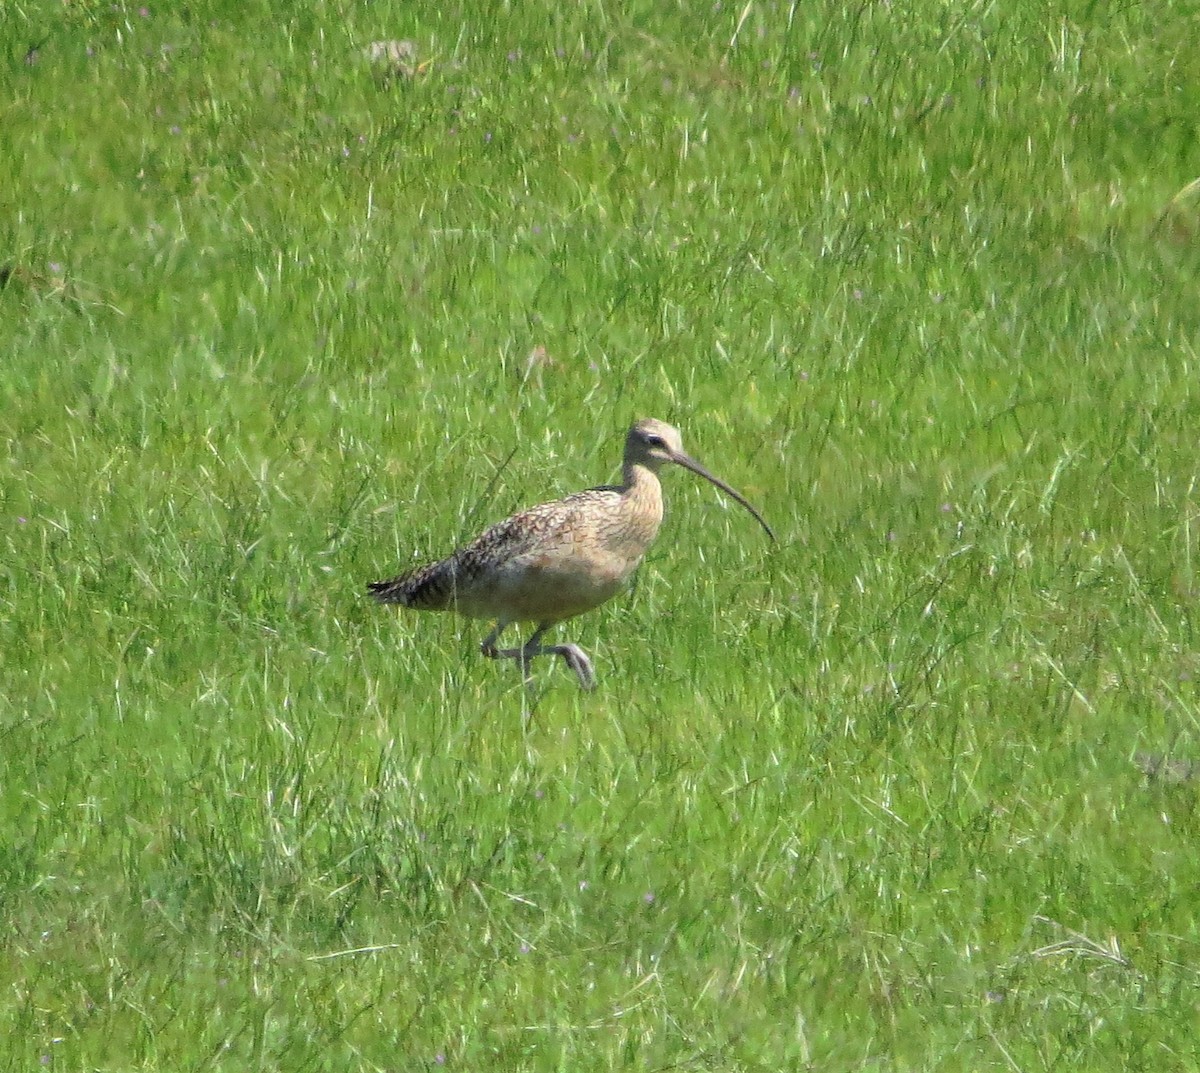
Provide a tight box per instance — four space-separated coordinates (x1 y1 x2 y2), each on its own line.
453 492 605 572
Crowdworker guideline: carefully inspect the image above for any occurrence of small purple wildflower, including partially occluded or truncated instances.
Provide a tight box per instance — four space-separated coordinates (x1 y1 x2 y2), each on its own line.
852 288 864 300
48 262 63 274
169 124 181 135
484 131 493 143
138 6 150 16
579 880 589 891
939 502 953 514
434 1053 446 1066
519 942 531 954
18 517 28 525
642 892 656 905
798 370 809 381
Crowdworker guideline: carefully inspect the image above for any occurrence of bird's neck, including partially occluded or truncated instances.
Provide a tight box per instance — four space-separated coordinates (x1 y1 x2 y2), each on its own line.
621 460 664 514
609 460 665 551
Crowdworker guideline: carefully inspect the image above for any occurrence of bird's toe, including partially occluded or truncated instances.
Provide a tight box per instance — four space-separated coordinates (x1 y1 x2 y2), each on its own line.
558 644 596 690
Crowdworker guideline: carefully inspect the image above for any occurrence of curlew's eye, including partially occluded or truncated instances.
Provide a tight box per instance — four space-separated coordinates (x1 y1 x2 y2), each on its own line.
645 434 667 448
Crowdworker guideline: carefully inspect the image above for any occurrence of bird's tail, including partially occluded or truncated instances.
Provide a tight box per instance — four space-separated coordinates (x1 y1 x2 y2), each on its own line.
367 558 460 611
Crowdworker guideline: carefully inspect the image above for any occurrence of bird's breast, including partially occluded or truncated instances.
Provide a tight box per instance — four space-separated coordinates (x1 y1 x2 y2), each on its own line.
581 491 662 572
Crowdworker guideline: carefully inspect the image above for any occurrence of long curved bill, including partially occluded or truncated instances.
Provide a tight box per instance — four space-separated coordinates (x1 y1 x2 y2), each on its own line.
670 451 776 542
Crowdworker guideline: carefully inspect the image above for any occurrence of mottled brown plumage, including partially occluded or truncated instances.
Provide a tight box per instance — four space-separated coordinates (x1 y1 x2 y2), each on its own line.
369 419 774 689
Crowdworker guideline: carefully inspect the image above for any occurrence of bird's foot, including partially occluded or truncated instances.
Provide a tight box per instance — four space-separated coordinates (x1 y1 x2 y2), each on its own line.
482 629 595 691
548 643 596 691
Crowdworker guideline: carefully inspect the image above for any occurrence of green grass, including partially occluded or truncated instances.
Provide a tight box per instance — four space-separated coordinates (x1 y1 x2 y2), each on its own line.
4 0 1200 1068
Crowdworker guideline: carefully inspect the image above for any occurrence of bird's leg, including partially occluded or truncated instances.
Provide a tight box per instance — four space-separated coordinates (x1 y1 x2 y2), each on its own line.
482 623 596 691
479 623 506 659
481 622 540 687
523 626 596 691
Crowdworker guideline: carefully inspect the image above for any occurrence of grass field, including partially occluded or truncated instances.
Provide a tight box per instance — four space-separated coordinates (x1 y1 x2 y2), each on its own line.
4 0 1200 1068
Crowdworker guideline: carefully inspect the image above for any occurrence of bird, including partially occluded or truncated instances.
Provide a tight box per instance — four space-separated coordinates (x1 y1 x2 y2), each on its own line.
368 418 775 689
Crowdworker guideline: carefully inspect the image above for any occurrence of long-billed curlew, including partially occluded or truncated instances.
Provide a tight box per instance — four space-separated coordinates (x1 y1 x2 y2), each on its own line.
368 419 774 689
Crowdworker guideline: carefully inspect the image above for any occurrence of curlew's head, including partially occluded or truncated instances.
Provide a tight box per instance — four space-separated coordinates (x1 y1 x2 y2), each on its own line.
625 419 776 541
